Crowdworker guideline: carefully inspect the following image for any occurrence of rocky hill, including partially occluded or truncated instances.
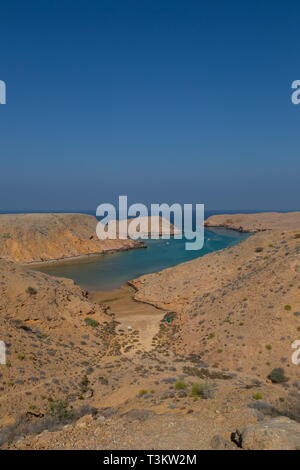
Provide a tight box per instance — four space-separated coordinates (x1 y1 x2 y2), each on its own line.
1 212 300 450
0 213 144 264
0 259 124 436
131 228 300 381
204 211 300 232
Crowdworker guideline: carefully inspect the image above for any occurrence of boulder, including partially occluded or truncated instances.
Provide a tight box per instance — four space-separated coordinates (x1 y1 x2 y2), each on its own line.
232 416 300 450
211 435 236 450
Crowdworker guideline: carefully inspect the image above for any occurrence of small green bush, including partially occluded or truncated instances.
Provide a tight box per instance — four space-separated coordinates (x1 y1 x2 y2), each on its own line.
48 400 73 421
284 305 292 311
84 317 99 327
255 247 264 253
174 380 187 390
80 375 90 392
191 382 215 399
265 344 272 350
138 389 147 396
253 392 263 400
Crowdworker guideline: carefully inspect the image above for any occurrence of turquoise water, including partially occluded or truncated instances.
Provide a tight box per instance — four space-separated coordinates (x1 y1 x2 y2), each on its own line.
35 228 250 291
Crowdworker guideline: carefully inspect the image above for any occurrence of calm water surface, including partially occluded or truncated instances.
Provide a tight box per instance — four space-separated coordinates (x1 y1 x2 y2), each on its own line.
34 228 250 290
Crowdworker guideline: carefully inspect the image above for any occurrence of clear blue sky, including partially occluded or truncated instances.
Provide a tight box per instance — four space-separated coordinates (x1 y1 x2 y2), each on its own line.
0 0 299 211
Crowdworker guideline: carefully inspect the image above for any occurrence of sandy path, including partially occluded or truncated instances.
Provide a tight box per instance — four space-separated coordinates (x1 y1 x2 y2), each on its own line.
90 285 164 351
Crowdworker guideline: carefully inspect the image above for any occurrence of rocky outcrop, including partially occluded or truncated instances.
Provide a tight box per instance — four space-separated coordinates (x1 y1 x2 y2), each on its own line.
204 211 300 232
232 417 300 450
0 213 144 264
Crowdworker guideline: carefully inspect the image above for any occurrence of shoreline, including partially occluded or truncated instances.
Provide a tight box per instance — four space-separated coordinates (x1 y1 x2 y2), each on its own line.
26 225 249 268
23 242 147 267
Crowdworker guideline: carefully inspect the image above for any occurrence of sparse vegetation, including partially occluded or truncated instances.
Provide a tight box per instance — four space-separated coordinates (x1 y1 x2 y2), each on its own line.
183 366 232 381
265 344 272 351
80 375 90 393
284 304 292 311
48 400 74 421
267 368 289 384
191 382 215 399
255 247 264 253
26 286 37 295
208 333 215 339
138 389 147 396
0 404 96 447
253 392 263 400
174 380 187 390
84 317 99 327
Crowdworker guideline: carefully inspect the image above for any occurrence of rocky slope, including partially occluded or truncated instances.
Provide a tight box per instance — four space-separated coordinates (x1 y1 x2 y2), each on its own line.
204 211 300 232
0 213 144 264
1 211 300 450
0 259 122 435
131 229 300 381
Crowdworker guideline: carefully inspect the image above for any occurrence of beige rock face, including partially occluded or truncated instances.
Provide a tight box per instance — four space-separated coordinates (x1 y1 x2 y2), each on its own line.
0 213 144 263
236 417 300 450
204 211 300 232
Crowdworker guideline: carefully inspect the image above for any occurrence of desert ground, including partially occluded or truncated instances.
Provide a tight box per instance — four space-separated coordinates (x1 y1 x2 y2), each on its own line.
0 213 145 264
0 212 300 450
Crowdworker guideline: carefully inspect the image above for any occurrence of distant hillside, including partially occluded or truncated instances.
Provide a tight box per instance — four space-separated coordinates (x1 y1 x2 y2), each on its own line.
0 213 144 263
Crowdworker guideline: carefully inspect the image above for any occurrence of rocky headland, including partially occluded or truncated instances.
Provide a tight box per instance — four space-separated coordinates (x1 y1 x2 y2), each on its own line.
204 211 300 232
0 213 144 264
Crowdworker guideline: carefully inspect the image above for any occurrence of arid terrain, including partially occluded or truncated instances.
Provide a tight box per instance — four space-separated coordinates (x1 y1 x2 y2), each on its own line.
0 211 300 450
204 211 300 232
0 213 144 264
